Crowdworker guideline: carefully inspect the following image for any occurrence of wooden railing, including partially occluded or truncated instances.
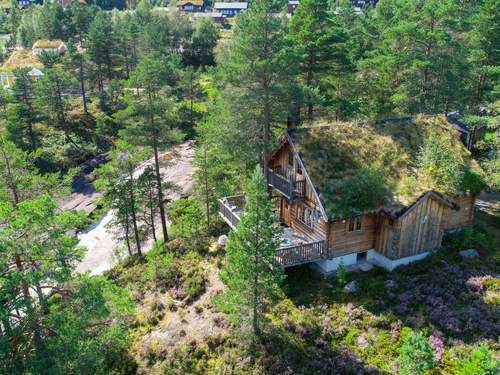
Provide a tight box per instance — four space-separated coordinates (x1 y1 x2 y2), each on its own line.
218 195 245 230
275 240 326 267
268 169 306 199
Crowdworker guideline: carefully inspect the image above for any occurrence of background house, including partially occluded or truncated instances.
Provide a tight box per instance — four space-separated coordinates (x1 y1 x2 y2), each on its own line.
213 2 247 16
0 49 44 87
177 0 204 13
32 39 67 55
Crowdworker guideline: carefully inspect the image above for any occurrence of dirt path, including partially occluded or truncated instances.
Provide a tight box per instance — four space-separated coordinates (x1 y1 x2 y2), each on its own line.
76 141 196 275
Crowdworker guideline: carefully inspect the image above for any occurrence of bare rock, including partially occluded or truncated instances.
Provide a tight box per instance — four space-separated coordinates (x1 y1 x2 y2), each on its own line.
218 235 228 248
459 249 479 258
344 280 358 293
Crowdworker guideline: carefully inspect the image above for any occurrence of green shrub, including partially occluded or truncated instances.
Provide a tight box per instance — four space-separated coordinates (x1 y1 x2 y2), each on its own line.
322 167 391 217
144 246 180 291
454 344 499 375
398 331 435 375
180 252 207 301
169 198 207 242
337 259 347 287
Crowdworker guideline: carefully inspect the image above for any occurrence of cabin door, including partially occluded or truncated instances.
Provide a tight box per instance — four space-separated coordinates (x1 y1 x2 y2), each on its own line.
280 198 291 225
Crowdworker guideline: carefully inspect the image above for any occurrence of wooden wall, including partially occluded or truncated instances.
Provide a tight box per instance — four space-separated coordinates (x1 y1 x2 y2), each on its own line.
279 196 328 242
441 194 475 230
396 195 446 258
269 143 317 203
327 213 378 257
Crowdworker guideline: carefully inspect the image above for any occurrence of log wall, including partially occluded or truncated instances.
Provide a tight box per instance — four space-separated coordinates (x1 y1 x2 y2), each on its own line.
327 213 378 257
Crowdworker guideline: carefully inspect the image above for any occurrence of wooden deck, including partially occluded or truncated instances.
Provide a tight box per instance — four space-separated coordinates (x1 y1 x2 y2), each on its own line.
218 195 325 267
268 169 306 199
275 240 326 267
218 195 245 230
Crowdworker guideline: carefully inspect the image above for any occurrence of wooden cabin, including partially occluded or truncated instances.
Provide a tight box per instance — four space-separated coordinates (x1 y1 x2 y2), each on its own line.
219 116 480 273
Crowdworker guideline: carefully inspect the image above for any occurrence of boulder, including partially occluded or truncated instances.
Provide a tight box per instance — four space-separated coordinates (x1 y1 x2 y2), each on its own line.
344 280 358 293
358 262 373 272
459 249 479 258
218 235 228 248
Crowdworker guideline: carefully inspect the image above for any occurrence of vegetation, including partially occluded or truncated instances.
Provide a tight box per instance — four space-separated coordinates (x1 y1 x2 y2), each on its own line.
0 0 498 373
220 167 285 337
398 331 436 375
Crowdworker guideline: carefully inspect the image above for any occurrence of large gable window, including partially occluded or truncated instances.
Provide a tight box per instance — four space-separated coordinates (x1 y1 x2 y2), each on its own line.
348 216 362 232
288 151 294 167
297 204 316 228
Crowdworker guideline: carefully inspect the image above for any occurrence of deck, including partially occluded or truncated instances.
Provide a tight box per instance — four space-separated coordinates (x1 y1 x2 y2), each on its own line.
268 168 306 199
218 195 326 267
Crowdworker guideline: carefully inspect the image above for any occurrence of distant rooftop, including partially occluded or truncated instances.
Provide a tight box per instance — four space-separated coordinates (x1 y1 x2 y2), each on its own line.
0 49 43 71
32 39 65 49
214 2 247 9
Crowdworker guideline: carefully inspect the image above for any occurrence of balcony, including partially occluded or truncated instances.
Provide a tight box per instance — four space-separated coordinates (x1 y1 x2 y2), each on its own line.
268 168 306 199
218 195 245 230
218 195 326 267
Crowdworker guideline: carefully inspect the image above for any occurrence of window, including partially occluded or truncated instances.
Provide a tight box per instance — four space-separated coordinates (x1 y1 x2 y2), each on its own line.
297 164 303 175
288 151 294 166
297 205 315 228
348 216 362 232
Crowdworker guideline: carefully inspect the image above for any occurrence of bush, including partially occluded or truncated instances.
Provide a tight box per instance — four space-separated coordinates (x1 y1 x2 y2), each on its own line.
454 344 499 375
337 260 347 287
168 198 208 251
180 252 207 301
322 167 391 217
398 331 435 375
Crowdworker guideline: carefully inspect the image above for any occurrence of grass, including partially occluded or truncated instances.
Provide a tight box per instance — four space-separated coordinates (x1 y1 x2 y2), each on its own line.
292 115 483 217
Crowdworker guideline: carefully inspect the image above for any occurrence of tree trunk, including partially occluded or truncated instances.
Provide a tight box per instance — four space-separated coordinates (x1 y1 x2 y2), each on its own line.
78 63 88 115
202 146 210 233
128 166 142 256
152 134 169 244
263 86 270 189
124 214 132 256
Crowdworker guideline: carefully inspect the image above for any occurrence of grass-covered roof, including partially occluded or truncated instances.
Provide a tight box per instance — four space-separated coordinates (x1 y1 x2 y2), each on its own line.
289 115 484 219
0 49 43 71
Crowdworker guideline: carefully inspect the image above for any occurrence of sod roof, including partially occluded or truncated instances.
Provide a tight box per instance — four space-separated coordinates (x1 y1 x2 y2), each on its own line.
32 39 64 49
0 49 43 71
288 115 479 219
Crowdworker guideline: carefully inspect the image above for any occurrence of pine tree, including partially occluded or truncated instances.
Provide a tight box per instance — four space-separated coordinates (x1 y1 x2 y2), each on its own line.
290 0 352 120
7 68 38 150
221 167 285 337
220 0 297 183
35 67 78 146
96 140 149 256
118 54 183 244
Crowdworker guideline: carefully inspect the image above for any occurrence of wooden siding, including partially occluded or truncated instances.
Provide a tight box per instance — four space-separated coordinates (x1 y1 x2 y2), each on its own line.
442 194 475 230
269 143 316 203
286 199 328 242
396 195 445 258
327 213 378 257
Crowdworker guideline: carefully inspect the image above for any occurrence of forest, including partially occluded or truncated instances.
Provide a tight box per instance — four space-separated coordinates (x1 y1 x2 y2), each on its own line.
0 0 498 373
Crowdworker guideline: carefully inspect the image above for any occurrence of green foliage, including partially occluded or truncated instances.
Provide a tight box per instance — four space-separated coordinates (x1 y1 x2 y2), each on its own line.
43 275 136 374
454 344 499 375
169 197 206 243
336 259 347 287
398 331 435 375
220 167 285 336
418 135 485 194
323 167 391 217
